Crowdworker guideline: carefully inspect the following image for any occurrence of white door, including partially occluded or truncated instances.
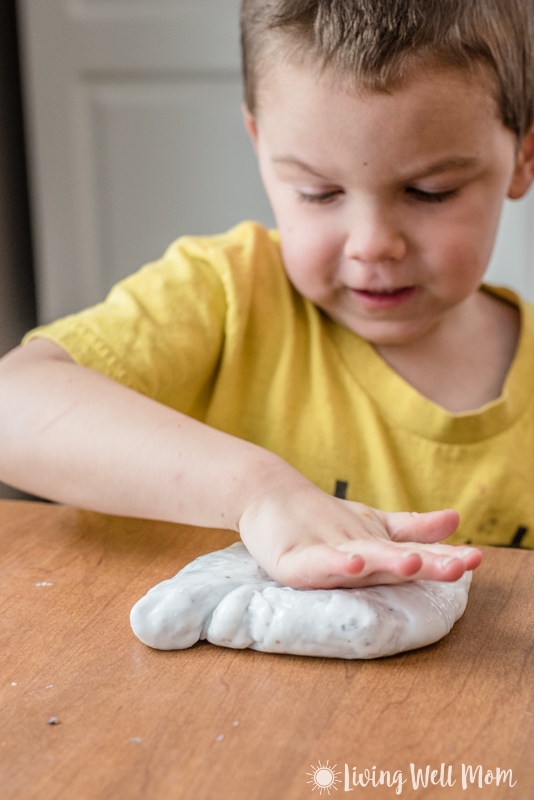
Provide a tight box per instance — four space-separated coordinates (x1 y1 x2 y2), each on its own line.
487 196 534 299
18 0 534 323
18 0 274 323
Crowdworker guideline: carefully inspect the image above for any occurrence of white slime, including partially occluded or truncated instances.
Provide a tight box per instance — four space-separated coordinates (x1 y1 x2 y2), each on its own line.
130 543 471 659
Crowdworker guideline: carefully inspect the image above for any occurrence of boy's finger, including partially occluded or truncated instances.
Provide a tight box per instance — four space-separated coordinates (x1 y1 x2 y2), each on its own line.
335 539 469 582
277 539 481 590
276 545 366 588
384 508 460 543
382 509 483 572
336 539 483 585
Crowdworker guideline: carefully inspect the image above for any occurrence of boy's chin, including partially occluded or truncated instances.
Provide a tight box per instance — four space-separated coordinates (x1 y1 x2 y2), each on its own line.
336 315 435 348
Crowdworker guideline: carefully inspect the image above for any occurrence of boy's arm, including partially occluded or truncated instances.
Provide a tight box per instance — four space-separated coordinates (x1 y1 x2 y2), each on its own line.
0 338 481 587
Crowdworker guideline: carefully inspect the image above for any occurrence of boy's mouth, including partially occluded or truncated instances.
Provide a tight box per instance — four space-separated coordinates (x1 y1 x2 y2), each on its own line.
350 286 417 309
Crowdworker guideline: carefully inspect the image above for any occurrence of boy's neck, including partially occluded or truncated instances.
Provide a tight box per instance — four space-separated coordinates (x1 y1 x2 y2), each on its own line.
374 288 520 413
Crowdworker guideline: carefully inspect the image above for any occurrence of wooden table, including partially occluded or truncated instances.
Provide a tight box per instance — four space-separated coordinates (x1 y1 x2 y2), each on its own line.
0 500 532 800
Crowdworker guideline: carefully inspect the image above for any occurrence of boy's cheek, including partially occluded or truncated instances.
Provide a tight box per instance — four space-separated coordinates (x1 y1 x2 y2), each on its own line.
280 230 335 274
427 242 488 296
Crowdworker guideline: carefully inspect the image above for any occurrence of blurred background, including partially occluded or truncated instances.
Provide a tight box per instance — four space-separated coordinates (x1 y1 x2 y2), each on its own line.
1 0 534 500
1 0 36 499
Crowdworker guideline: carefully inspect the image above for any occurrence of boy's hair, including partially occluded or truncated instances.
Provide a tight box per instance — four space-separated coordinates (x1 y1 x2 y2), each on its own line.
240 0 534 139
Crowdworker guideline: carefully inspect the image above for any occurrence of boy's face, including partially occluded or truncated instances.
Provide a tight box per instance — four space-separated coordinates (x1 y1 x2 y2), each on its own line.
245 62 534 347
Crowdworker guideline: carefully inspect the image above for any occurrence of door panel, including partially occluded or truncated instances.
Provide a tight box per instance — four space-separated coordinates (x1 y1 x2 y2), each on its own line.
72 78 271 307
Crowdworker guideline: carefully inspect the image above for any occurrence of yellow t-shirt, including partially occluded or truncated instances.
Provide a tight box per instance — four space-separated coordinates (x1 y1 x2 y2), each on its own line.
24 221 534 549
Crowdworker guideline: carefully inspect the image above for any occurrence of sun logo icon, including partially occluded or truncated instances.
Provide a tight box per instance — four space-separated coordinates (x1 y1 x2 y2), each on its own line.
306 761 342 794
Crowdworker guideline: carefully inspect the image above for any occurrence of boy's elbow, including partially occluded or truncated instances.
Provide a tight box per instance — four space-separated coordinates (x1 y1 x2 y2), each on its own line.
0 338 74 375
0 338 76 480
0 338 75 424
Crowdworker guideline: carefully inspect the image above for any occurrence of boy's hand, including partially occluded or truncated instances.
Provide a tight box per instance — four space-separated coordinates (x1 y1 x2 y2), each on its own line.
238 473 482 589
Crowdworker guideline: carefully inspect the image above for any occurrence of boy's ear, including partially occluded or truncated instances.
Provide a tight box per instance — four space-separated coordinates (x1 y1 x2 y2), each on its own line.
508 124 534 200
242 104 259 151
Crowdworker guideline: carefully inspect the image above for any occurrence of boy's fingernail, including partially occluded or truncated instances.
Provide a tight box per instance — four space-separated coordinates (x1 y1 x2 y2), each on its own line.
441 556 459 568
402 550 418 558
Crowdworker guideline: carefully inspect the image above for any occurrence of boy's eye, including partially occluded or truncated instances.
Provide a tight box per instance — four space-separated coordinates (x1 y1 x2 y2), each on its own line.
297 189 342 204
406 187 458 203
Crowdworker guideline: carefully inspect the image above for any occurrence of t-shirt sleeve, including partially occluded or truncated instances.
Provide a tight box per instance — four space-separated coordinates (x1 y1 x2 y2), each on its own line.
23 237 228 418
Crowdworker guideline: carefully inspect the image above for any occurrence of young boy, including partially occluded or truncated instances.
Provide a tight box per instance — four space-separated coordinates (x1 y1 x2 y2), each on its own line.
1 0 533 589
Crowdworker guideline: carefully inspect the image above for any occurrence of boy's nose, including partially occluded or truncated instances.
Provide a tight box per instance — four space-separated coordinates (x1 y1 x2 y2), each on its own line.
343 208 407 264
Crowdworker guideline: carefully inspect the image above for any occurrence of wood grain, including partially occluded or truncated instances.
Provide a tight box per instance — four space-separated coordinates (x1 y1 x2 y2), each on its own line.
0 500 532 800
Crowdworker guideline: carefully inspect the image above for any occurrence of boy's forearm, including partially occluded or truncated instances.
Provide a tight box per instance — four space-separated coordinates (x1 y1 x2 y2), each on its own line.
0 341 293 529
